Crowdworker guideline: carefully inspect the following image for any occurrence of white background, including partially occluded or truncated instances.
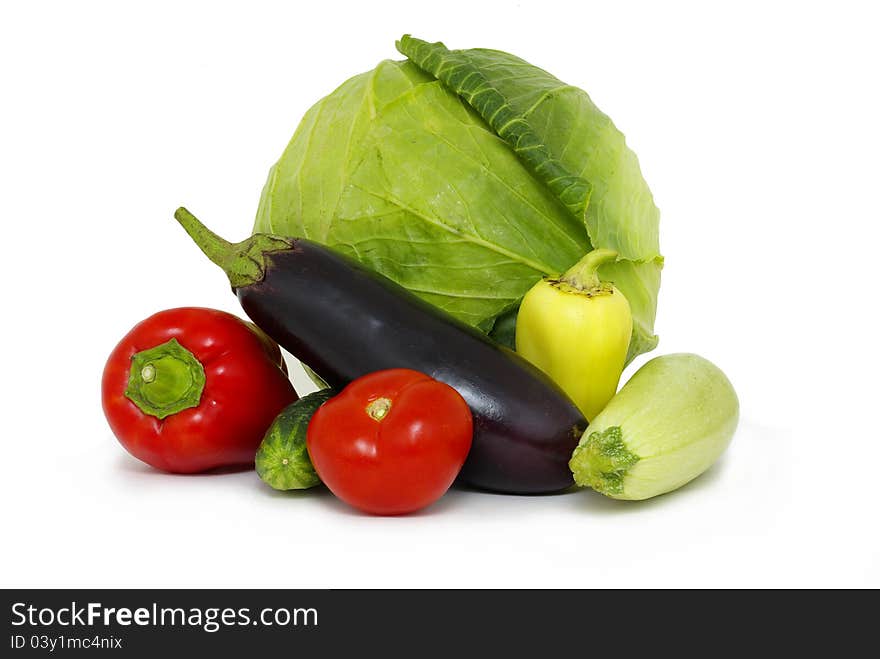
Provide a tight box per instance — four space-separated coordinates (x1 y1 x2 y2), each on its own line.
2 1 877 588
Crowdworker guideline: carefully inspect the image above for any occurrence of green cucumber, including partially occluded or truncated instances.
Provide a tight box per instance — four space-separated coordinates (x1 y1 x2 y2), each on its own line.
255 389 335 490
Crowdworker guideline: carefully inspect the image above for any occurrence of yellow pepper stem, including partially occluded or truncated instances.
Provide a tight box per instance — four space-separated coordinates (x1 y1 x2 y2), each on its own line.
561 248 619 290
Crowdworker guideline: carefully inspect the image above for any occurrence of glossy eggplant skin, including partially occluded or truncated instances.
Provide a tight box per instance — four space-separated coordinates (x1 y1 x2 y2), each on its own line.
237 240 586 494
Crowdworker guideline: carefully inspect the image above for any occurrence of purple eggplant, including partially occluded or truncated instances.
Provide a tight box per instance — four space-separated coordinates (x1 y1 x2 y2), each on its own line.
175 208 586 494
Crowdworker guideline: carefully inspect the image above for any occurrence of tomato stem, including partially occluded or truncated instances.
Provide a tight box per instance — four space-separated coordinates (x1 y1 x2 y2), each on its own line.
366 397 392 421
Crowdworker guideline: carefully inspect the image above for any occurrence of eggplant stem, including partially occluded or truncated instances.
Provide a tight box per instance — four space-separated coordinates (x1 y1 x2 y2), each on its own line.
174 207 235 270
174 207 291 289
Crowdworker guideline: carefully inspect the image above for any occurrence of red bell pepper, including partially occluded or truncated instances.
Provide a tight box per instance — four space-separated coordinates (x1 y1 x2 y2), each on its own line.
102 307 297 473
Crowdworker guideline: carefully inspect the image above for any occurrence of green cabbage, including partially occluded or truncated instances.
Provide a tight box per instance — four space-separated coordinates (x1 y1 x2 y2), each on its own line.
254 36 662 361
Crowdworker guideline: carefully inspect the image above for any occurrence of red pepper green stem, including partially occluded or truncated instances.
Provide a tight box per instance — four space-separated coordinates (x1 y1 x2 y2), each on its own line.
174 207 291 289
561 248 619 291
124 339 206 419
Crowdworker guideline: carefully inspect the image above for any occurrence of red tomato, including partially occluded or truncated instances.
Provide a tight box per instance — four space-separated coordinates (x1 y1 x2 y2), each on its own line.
102 307 297 473
307 369 473 515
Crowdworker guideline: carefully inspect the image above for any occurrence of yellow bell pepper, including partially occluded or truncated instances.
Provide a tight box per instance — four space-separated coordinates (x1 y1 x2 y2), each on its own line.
515 249 632 421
